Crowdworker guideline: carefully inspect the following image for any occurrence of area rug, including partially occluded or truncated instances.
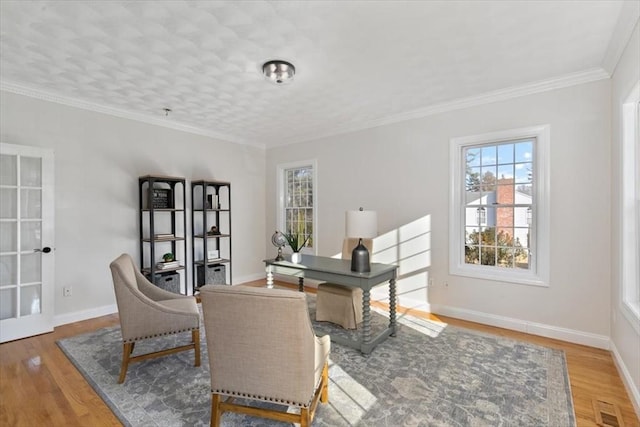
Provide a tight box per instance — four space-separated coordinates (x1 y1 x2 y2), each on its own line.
57 295 576 426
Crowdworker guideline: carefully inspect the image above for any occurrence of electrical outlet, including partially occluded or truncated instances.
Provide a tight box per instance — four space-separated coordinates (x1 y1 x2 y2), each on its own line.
63 286 72 297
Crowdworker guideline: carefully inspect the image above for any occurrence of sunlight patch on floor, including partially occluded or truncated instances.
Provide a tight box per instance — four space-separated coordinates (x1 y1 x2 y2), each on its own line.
372 305 447 338
325 361 377 425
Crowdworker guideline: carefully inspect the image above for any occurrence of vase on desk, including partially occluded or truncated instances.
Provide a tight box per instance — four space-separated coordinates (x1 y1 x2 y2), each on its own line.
291 252 302 264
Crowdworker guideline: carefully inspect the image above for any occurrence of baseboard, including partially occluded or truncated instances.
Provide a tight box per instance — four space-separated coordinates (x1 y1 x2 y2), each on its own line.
429 303 610 349
233 272 267 285
54 304 118 327
610 340 640 418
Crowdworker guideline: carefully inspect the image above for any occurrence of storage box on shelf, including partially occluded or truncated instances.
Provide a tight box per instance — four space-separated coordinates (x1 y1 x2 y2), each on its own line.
191 180 232 294
139 175 188 294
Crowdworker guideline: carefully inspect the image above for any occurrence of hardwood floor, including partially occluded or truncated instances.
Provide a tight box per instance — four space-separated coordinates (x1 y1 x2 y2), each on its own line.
0 280 637 427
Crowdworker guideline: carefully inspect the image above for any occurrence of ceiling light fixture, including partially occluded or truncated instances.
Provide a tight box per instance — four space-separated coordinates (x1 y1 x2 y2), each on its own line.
262 60 295 84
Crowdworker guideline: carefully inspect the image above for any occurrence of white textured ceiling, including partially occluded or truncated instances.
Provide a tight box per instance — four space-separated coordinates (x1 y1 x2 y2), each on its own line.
0 1 632 148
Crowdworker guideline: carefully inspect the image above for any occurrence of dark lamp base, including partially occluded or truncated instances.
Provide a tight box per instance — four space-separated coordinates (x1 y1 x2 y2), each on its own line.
351 238 370 273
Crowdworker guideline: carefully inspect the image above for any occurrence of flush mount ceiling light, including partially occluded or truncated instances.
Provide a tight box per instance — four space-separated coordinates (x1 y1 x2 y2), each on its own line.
262 60 295 84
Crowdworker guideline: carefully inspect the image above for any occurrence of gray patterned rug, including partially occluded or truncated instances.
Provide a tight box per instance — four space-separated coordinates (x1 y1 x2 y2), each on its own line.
57 295 575 426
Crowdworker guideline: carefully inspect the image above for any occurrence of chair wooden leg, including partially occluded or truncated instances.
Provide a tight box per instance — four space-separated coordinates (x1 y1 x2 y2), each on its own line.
321 362 329 403
300 407 310 427
193 329 201 367
211 393 221 427
118 342 133 384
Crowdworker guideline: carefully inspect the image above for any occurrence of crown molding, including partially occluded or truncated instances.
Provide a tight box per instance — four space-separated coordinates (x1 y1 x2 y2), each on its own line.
271 67 610 147
0 80 266 150
602 2 640 75
3 66 609 151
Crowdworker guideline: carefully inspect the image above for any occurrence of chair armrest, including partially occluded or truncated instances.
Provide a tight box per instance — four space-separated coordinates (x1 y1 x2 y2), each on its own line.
117 284 199 341
314 334 331 385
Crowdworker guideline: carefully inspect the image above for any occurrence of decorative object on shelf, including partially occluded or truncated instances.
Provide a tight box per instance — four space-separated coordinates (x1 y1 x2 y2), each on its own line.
206 194 220 209
262 59 295 84
345 208 378 273
150 188 172 209
207 226 220 235
162 252 175 262
156 260 180 270
271 231 286 261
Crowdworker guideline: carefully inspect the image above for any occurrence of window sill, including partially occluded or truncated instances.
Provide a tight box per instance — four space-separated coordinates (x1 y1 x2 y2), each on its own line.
450 264 548 287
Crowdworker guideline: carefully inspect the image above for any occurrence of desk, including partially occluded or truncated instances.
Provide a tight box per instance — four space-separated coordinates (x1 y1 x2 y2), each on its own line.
264 255 398 354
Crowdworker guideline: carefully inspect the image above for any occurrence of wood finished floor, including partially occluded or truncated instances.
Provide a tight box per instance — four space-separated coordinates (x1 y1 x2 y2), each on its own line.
0 280 637 427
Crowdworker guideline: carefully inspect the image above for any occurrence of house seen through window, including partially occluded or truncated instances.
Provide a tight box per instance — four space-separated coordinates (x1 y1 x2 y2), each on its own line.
464 140 533 269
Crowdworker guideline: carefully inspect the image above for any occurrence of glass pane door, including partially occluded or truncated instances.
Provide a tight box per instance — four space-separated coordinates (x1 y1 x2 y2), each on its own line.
0 154 43 319
0 143 54 342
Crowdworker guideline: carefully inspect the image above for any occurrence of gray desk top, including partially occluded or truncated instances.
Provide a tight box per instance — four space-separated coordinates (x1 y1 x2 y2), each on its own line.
265 254 397 279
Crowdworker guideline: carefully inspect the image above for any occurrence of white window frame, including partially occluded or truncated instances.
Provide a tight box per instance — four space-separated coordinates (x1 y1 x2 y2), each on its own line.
449 125 550 286
276 159 318 255
620 81 640 332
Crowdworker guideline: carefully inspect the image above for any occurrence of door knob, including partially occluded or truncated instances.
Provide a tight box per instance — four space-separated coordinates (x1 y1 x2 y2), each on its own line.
34 247 52 253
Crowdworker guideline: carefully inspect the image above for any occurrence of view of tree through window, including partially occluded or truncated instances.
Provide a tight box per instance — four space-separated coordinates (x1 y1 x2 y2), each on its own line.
463 139 534 269
284 166 313 248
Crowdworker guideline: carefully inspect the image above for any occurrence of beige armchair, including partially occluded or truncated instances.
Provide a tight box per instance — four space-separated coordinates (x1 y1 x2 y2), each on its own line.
315 237 373 329
199 285 330 427
109 253 200 384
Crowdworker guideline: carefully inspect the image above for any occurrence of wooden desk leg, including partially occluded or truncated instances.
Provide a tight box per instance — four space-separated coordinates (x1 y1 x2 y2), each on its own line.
266 266 274 289
362 289 371 352
298 277 304 292
389 278 397 337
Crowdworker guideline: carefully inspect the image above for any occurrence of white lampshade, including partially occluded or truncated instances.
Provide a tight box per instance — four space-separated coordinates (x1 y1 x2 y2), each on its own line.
345 209 377 238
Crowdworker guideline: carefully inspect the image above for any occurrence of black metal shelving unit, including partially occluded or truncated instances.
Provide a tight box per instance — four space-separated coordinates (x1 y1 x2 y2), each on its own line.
138 175 188 294
191 180 232 294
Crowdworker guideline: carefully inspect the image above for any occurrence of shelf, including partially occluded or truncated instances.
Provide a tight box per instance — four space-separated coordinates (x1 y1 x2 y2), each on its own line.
141 208 185 212
194 233 230 239
194 258 231 266
141 237 186 242
193 208 230 212
142 265 185 274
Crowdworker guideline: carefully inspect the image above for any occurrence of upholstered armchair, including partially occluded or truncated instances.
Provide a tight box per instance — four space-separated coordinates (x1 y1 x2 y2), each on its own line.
109 253 200 384
199 285 330 427
315 237 373 329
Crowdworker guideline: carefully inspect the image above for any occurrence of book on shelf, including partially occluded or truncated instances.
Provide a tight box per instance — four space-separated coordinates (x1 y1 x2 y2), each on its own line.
154 233 174 239
156 261 180 269
207 257 223 263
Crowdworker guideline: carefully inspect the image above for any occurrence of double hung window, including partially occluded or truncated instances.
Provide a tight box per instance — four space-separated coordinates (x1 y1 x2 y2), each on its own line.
450 126 549 286
277 160 317 252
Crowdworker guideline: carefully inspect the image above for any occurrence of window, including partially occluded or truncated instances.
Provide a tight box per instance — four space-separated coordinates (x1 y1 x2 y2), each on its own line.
277 160 317 252
621 81 640 329
450 126 550 286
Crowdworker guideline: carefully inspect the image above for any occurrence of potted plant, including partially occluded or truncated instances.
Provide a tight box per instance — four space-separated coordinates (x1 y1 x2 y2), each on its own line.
283 233 310 263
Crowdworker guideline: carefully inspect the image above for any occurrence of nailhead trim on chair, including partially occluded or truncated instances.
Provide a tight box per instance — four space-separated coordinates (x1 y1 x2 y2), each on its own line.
212 388 312 408
123 327 199 343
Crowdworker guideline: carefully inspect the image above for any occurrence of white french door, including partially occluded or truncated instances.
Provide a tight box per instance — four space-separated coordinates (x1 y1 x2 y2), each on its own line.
0 143 54 342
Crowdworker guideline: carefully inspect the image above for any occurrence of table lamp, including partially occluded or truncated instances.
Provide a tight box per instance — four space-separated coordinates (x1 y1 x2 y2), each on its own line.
345 208 377 272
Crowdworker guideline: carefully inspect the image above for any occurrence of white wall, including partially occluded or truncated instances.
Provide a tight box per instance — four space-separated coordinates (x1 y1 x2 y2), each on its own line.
0 92 266 323
610 19 640 415
266 78 612 348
